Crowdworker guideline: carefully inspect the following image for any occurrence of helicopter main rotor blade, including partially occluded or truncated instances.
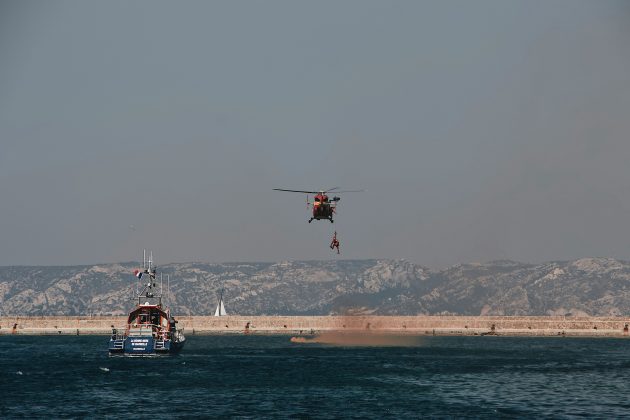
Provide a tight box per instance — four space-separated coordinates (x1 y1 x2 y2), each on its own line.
328 189 365 193
273 188 319 194
324 187 340 193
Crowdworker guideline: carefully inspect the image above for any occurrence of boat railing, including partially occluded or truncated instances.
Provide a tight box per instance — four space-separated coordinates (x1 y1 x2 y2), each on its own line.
128 324 157 337
111 323 172 339
110 328 127 341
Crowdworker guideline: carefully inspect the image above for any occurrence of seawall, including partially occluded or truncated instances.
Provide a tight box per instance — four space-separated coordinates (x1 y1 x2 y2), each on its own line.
2 316 630 337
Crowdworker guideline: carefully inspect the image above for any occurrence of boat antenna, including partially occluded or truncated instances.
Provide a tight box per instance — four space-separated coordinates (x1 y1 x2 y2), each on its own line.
140 249 147 298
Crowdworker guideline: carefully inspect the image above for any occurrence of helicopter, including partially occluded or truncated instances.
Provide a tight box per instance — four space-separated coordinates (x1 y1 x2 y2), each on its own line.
273 187 364 223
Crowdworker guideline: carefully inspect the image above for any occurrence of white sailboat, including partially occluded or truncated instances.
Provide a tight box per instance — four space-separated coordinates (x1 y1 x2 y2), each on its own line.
214 289 227 316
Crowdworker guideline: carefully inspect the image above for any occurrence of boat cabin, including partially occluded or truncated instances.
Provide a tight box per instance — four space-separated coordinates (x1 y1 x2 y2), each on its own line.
127 305 170 339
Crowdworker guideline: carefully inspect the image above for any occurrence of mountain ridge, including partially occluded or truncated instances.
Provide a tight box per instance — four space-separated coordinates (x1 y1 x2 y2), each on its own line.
1 257 630 317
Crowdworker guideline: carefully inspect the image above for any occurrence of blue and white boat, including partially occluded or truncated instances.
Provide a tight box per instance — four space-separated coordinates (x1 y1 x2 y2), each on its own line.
109 251 185 356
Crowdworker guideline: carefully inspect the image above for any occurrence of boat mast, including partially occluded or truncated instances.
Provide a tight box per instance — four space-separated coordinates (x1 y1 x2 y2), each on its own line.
219 289 223 316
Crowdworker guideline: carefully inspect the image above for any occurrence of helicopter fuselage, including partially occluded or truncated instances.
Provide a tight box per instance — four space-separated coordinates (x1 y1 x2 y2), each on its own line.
272 188 353 224
309 193 336 223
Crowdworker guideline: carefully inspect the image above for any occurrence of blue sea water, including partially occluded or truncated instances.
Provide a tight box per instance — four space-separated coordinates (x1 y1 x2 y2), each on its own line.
1 335 630 418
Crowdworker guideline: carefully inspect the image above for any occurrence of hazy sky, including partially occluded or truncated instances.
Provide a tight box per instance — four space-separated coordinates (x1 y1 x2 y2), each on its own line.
1 0 630 267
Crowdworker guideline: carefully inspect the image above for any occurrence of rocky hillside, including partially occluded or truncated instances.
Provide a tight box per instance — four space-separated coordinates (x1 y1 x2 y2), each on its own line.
1 258 630 316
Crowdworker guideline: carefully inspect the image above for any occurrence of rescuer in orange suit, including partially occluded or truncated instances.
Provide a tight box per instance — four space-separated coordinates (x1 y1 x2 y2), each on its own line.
330 231 340 254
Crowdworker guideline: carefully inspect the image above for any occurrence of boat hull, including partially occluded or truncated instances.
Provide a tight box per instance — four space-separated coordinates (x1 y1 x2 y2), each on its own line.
108 336 185 356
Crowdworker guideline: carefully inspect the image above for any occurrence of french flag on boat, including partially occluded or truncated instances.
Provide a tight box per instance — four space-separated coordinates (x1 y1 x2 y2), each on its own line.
133 269 143 279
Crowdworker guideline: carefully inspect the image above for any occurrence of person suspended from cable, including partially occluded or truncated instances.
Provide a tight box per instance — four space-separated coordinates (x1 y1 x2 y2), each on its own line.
330 231 340 254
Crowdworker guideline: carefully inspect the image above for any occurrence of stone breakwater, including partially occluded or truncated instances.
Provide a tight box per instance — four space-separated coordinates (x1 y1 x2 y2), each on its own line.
2 316 630 337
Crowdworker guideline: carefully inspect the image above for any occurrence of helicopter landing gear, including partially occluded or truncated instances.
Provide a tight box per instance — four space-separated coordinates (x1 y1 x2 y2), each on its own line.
329 218 334 223
308 218 313 223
